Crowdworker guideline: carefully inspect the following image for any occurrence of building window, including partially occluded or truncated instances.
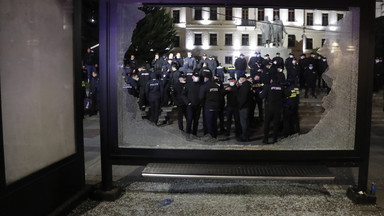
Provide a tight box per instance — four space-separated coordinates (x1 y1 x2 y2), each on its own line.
258 8 265 21
257 34 262 46
210 7 217 20
225 7 232 20
337 13 344 21
273 9 280 19
225 56 233 65
225 34 232 46
194 34 202 45
288 9 295 22
322 13 329 26
306 38 313 50
306 13 313 26
288 35 296 47
210 34 217 46
172 10 180 23
321 38 326 47
242 8 249 19
242 34 249 46
174 36 180 47
194 7 202 20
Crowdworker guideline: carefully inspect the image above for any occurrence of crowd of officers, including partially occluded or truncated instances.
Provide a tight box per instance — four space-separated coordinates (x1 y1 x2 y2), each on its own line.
123 51 329 144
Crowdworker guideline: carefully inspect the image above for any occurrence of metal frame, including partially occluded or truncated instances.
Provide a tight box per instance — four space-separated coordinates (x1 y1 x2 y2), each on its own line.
0 0 85 214
99 0 375 192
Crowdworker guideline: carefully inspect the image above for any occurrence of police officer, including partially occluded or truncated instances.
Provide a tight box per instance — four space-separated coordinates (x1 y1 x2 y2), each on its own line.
248 51 264 78
214 74 226 133
235 53 247 80
124 73 139 98
285 53 295 72
198 53 209 69
287 58 300 84
317 55 329 89
227 65 236 79
199 69 223 140
207 55 217 77
160 58 173 106
304 63 317 98
216 63 224 82
173 73 187 131
145 73 162 125
247 76 257 128
298 54 309 88
224 77 241 137
174 52 184 69
237 75 252 142
260 75 289 144
182 72 202 136
272 52 285 70
138 66 151 110
276 67 286 84
253 74 264 121
184 51 197 71
262 54 272 68
152 53 164 79
282 78 300 137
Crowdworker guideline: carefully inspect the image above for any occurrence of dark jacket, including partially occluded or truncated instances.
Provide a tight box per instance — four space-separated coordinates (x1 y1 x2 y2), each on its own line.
152 58 164 72
237 81 252 109
145 79 161 101
173 82 186 106
182 82 201 106
184 57 196 70
235 57 247 71
225 85 239 108
125 76 139 97
272 56 285 70
304 68 317 85
138 69 151 88
89 76 100 95
207 59 217 74
259 82 289 110
199 80 223 111
84 52 96 65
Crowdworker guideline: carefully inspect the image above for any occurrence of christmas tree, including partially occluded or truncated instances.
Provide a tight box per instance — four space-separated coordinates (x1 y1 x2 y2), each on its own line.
125 7 176 65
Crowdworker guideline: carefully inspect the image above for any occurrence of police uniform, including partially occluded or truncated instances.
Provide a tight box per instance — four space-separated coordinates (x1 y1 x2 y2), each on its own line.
260 79 289 143
199 71 223 138
283 81 300 137
182 72 202 135
161 63 172 106
237 76 252 141
145 75 162 124
272 53 285 70
138 68 151 109
248 53 264 78
124 75 139 98
234 55 247 79
304 66 317 98
227 66 236 79
225 78 241 137
216 65 224 82
173 74 187 131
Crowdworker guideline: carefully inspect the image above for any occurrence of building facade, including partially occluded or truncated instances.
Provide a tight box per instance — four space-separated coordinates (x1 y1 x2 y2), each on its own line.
166 4 383 66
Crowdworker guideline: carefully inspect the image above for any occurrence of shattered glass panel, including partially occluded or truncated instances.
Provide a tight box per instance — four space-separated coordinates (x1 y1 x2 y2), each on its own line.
117 6 359 150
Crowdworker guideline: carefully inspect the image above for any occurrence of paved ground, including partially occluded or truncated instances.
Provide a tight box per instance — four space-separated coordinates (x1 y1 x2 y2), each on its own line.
72 91 384 215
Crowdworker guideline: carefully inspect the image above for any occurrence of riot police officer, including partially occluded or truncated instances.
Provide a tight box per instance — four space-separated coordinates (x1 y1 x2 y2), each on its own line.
282 78 300 137
237 75 252 142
